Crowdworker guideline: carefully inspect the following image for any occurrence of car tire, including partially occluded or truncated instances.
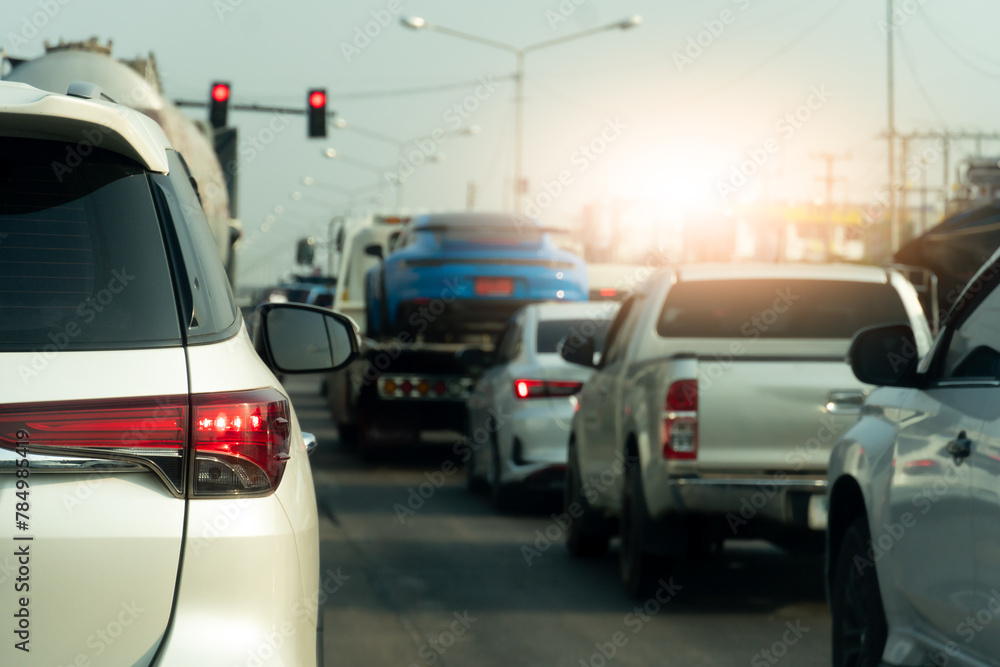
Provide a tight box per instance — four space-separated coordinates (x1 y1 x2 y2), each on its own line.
564 442 609 558
463 421 489 494
620 454 666 599
356 397 412 463
831 516 888 667
489 437 517 512
378 276 392 338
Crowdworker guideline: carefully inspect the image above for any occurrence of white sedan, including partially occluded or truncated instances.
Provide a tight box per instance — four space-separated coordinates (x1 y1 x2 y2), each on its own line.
466 302 618 510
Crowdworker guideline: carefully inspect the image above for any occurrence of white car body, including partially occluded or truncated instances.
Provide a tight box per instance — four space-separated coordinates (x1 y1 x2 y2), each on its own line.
0 81 331 666
466 302 619 498
827 248 1000 666
569 263 932 575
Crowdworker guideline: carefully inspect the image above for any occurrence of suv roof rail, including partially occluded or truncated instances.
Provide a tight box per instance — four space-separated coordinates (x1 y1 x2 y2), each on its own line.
66 81 117 103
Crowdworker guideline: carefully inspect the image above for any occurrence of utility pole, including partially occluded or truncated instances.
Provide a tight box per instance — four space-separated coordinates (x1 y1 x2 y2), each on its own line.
812 152 851 260
887 0 898 255
899 136 909 245
466 181 477 211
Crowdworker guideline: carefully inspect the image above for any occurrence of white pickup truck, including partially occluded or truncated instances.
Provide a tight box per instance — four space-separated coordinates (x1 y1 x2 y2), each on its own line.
560 263 932 596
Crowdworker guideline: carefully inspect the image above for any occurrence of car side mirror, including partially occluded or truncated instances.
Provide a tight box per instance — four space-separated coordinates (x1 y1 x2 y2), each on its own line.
253 303 359 374
364 243 384 259
559 334 596 368
848 323 920 387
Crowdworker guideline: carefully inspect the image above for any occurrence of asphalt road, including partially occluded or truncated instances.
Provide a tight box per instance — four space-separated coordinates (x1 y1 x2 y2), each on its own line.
286 375 833 667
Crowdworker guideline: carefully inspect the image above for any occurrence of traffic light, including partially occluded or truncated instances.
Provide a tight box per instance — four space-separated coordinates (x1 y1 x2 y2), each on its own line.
296 237 316 265
307 88 327 138
209 82 230 129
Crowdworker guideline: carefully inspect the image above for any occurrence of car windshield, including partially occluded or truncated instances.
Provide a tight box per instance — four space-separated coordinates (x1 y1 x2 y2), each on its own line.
656 279 909 339
0 136 181 351
537 318 612 353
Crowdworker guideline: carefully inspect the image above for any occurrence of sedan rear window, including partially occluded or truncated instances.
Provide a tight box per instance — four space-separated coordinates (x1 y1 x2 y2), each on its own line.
434 227 543 245
656 279 908 339
0 137 181 351
537 319 612 353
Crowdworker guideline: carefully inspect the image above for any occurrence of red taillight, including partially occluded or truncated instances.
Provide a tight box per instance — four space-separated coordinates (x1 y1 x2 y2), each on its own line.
0 389 291 497
191 389 290 497
0 396 189 494
663 379 698 460
513 379 583 400
599 288 617 298
666 379 698 411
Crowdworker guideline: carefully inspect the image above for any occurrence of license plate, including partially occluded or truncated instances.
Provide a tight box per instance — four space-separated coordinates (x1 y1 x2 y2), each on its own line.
475 277 514 296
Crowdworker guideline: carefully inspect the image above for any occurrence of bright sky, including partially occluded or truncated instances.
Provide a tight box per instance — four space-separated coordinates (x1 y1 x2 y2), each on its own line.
3 0 999 285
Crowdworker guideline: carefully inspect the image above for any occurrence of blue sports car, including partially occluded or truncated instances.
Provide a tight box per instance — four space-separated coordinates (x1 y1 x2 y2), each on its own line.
365 213 588 342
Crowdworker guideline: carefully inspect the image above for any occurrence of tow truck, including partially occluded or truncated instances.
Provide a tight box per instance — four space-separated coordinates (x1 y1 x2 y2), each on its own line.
326 212 588 455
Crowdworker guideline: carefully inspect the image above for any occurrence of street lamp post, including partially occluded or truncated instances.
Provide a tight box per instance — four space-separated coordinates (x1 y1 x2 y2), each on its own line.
401 15 642 214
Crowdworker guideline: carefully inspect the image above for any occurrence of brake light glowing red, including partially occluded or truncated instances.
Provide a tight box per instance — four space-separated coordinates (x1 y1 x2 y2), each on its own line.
513 379 583 399
663 380 698 460
599 288 617 298
191 389 290 496
0 396 189 494
0 390 292 497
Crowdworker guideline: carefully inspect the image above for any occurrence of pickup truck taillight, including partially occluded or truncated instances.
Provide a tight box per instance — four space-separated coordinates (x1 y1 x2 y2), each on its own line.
513 379 584 399
0 389 291 497
662 379 698 460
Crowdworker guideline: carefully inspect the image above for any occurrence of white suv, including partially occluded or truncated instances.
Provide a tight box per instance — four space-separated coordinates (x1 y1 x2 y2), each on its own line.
0 81 357 666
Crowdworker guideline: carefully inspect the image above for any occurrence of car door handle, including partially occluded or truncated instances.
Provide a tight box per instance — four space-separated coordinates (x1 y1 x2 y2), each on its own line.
947 431 973 462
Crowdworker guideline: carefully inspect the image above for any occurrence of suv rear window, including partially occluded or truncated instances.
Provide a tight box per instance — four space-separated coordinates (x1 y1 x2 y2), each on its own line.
656 279 908 339
0 137 181 351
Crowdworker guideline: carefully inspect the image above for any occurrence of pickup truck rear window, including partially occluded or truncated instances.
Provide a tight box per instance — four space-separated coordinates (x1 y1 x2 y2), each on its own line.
0 137 181 351
656 279 908 339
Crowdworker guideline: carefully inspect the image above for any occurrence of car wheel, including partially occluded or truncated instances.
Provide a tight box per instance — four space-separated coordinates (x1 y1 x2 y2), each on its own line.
832 516 888 667
619 454 665 598
564 442 609 557
464 422 489 494
489 436 517 512
378 277 392 338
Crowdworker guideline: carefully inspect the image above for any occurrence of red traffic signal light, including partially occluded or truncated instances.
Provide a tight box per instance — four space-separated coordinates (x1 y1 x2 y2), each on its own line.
307 88 327 138
211 83 231 103
209 81 230 129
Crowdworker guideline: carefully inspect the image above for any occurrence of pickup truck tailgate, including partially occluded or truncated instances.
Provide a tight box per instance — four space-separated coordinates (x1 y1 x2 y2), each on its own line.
690 339 864 473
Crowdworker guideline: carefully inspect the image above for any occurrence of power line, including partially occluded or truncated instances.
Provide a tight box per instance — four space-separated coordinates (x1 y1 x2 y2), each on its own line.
673 0 854 106
920 9 1000 68
897 30 948 126
337 74 517 100
916 11 1000 80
